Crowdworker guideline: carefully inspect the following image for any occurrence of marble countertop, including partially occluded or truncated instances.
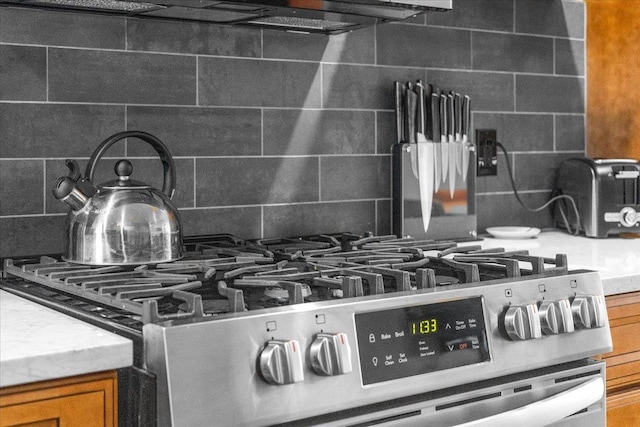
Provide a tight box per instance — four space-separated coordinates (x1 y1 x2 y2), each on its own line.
0 290 133 388
475 230 640 296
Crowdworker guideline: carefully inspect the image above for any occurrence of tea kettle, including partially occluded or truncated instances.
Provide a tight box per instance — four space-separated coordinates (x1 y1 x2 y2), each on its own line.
53 131 183 265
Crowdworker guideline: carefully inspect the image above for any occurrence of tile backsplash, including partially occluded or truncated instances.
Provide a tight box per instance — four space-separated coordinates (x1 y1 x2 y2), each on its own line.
0 0 585 257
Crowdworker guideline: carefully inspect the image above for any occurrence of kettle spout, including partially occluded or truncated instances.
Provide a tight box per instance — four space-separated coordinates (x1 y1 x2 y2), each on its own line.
52 160 97 211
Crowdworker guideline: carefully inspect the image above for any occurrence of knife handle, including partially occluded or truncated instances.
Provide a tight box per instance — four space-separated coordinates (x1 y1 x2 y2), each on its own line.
394 82 405 144
406 86 417 144
415 83 426 137
447 93 455 142
462 95 471 143
431 93 440 143
424 83 433 140
454 93 462 140
440 94 448 141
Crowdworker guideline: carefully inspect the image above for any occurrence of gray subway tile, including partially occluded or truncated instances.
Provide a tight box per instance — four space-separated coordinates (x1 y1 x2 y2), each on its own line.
513 152 577 191
476 192 555 233
264 110 375 155
0 104 125 158
196 157 319 207
321 156 391 201
426 0 514 32
473 113 554 152
127 106 261 157
263 201 376 238
48 48 196 104
0 216 66 257
127 19 260 57
263 26 375 63
0 45 46 101
426 70 514 112
0 160 44 215
515 0 585 39
376 199 392 236
180 207 262 239
377 111 397 155
516 75 585 113
555 38 585 76
323 64 425 110
556 115 585 152
377 24 471 69
0 8 124 48
199 57 321 108
473 32 553 74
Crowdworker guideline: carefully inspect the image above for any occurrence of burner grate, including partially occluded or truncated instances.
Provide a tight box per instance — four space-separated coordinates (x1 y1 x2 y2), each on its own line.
1 233 570 325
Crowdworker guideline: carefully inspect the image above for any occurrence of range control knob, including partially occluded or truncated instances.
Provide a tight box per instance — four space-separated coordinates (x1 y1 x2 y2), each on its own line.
504 304 542 340
620 207 638 227
572 295 607 329
259 339 304 385
310 332 353 376
539 299 575 335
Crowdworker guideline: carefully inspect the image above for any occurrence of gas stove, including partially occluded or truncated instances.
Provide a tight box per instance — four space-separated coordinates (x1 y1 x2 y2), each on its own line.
0 233 612 427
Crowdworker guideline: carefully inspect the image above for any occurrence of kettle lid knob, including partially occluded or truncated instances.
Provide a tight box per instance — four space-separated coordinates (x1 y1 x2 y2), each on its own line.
115 159 133 180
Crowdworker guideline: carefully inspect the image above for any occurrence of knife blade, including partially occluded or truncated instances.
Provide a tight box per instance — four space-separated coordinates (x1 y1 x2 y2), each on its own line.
462 95 471 181
415 83 434 233
447 92 456 198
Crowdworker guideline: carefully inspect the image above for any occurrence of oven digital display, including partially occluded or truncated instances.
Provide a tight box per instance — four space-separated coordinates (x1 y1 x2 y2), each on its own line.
354 297 490 385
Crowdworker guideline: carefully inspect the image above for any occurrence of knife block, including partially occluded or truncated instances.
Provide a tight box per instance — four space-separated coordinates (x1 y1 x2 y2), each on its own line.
392 142 477 240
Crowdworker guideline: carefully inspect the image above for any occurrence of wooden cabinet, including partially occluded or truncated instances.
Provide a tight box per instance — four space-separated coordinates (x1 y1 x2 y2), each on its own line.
598 292 640 426
585 0 640 160
0 370 117 427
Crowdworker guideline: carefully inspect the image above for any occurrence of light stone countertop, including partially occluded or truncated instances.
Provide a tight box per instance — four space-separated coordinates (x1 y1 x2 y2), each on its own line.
473 230 640 296
0 290 133 388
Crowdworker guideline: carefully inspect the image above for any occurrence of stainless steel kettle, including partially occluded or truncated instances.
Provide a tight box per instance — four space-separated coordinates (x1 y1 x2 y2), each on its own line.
53 131 183 265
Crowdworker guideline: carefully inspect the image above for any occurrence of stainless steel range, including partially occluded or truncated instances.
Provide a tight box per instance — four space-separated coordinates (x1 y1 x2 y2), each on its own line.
0 233 612 426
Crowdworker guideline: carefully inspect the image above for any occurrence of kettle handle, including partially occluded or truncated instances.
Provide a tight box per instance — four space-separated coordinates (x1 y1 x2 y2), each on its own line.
85 131 177 199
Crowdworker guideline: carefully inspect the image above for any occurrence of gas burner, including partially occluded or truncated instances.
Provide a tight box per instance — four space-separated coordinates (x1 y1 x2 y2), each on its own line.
1 232 570 326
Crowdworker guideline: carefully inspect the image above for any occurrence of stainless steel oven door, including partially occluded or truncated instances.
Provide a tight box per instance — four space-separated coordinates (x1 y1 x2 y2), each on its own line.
304 359 606 427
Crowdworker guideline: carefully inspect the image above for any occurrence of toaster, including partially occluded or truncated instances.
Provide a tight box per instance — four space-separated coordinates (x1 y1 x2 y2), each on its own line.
554 158 640 238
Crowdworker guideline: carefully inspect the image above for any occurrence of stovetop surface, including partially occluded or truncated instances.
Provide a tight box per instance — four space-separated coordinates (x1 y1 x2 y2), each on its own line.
0 232 570 332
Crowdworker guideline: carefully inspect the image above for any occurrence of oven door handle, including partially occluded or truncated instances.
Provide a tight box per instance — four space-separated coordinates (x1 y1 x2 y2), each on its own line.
456 376 604 427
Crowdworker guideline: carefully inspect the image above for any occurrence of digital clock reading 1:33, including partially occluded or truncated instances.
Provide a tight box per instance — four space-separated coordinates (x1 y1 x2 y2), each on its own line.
411 318 437 335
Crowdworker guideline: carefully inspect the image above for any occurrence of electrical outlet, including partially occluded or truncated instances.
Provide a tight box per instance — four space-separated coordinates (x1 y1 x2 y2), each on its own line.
476 129 497 176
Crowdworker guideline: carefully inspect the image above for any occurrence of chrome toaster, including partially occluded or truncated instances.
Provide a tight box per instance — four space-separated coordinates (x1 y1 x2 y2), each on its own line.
554 158 640 238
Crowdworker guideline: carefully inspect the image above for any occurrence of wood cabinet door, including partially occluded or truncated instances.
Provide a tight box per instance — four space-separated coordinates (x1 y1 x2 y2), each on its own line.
601 292 640 426
0 371 116 427
585 0 640 159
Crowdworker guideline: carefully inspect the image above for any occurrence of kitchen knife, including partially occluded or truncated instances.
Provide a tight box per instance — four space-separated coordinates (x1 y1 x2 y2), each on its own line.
415 83 434 233
394 81 404 145
447 92 457 198
405 83 419 178
421 82 440 192
454 93 462 142
439 92 449 183
428 87 442 192
453 92 462 174
462 95 471 181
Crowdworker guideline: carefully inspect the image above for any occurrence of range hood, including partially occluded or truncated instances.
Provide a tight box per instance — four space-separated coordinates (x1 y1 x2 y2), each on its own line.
0 0 451 35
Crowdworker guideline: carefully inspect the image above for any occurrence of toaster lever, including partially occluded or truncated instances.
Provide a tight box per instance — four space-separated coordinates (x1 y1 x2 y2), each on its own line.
615 170 640 179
